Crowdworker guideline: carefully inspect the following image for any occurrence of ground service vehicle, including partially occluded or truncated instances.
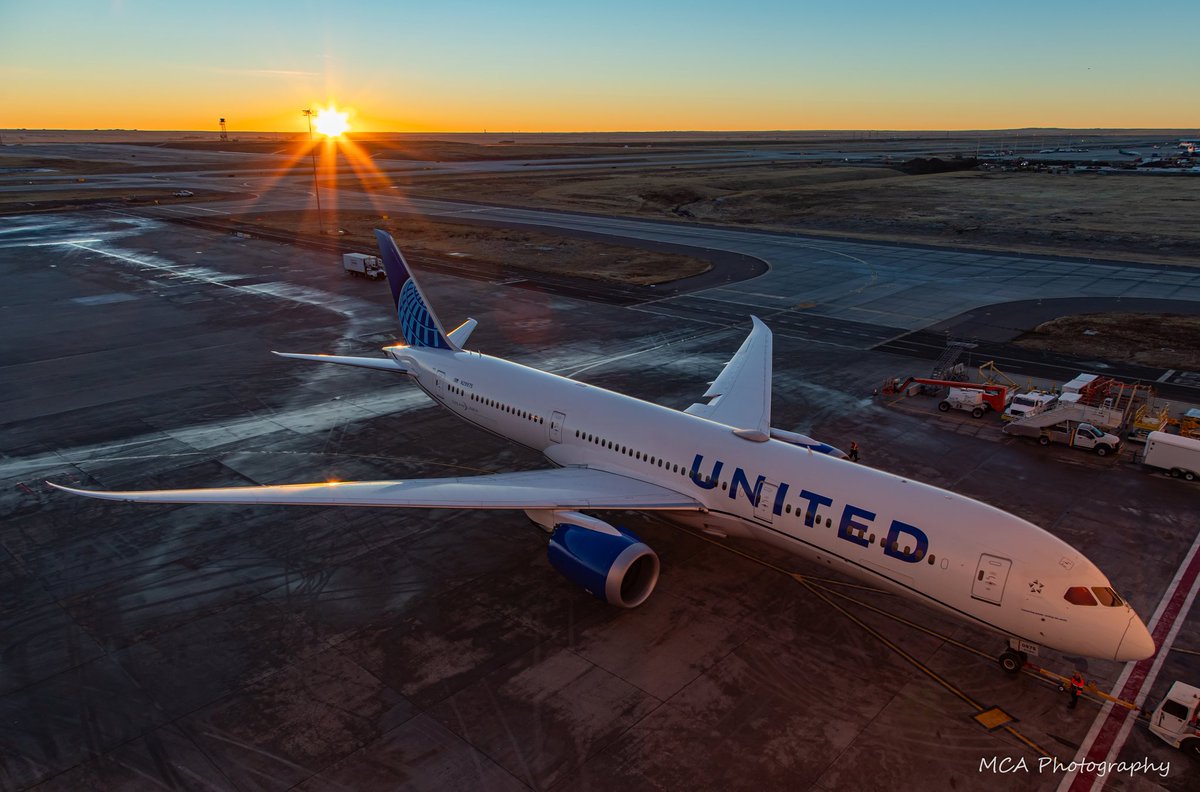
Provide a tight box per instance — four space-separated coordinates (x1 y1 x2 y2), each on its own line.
1141 431 1200 481
1004 391 1057 422
940 387 989 418
1148 682 1200 757
1006 421 1122 456
343 252 385 280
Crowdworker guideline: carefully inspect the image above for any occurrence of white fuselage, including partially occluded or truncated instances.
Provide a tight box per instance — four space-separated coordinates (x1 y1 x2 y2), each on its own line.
392 344 1152 662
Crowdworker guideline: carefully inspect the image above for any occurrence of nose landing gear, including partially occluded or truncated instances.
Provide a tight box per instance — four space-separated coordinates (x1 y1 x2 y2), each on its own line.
999 648 1028 674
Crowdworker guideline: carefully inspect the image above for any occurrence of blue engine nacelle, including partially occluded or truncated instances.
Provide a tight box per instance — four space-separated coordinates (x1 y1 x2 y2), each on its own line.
547 521 660 608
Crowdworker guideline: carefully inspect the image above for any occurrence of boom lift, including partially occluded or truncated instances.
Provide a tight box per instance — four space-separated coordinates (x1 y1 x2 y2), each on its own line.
880 377 1011 418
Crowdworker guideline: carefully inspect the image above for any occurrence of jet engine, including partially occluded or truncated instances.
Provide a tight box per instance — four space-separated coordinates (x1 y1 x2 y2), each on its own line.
547 516 660 608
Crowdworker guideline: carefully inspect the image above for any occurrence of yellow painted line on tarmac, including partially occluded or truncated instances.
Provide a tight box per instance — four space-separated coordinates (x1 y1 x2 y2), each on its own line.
806 580 995 661
672 523 1056 760
797 577 1053 758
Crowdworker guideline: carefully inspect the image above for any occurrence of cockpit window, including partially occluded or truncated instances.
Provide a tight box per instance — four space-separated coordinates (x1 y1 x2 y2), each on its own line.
1064 587 1098 606
1091 587 1124 607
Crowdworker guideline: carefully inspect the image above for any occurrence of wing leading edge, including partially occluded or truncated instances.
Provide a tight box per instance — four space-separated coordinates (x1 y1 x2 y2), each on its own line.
48 467 702 511
685 316 772 437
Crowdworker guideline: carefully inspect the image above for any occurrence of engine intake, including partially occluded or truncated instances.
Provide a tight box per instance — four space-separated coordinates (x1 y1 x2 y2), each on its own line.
547 522 660 608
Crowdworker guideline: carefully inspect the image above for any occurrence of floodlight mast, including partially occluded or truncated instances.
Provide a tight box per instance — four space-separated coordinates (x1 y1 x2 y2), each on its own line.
302 109 325 234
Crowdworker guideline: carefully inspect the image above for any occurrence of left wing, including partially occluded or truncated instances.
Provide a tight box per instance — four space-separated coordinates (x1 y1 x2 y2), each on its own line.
685 316 772 439
48 467 702 511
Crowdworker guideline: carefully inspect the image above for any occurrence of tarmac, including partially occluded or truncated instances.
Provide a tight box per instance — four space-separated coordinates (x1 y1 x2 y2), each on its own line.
1 213 1198 791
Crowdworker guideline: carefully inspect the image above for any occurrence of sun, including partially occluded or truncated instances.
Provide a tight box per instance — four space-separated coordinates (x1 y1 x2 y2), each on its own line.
313 106 350 138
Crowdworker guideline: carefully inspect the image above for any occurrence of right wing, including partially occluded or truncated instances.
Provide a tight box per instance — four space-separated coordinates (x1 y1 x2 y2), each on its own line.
49 466 702 511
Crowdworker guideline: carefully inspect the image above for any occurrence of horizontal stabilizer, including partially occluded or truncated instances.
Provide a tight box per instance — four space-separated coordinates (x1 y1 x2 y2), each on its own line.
447 318 478 348
49 467 702 511
272 352 408 373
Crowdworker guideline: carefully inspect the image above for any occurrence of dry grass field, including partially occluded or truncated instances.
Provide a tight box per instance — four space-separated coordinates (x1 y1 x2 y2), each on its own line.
385 164 1200 266
220 209 710 285
1014 314 1200 370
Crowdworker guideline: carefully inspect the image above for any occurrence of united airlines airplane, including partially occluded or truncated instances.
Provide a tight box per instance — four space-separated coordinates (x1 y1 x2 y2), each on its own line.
54 231 1155 671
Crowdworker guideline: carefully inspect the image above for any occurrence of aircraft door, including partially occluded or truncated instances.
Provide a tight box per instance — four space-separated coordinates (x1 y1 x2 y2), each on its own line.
549 411 565 444
755 482 777 523
435 369 446 394
972 554 1011 605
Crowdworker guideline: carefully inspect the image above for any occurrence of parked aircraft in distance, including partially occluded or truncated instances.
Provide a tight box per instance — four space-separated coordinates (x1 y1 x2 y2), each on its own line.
54 231 1155 671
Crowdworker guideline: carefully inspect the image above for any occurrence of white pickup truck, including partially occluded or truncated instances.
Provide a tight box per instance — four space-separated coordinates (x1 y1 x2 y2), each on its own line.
1148 681 1200 758
1006 421 1123 456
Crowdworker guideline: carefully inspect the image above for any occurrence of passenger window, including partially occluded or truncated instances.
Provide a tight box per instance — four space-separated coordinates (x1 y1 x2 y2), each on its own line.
720 481 727 491
825 517 832 528
1064 587 1098 606
927 553 935 564
785 504 792 514
1092 587 1124 607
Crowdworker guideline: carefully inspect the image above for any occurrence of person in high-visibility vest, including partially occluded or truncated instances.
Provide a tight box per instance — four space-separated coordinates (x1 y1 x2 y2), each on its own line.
848 441 860 462
1068 671 1085 709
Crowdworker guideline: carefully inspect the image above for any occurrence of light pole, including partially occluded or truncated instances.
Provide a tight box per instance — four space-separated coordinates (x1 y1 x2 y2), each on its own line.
302 109 324 233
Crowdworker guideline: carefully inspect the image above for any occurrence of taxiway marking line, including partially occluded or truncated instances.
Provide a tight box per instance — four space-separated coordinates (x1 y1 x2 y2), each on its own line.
799 578 1053 760
1058 524 1200 792
669 523 1054 760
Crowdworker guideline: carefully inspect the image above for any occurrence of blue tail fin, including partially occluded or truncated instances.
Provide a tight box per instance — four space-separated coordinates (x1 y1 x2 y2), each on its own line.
374 229 454 350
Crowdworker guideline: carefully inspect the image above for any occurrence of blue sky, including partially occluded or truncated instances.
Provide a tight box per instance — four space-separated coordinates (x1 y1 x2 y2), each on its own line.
1 0 1194 130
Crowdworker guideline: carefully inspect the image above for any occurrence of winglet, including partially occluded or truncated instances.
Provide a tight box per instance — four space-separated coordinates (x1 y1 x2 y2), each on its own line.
373 229 456 350
684 315 772 436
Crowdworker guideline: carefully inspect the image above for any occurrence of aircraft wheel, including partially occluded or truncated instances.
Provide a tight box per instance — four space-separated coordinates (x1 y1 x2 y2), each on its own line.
1038 435 1051 446
971 407 985 418
1185 470 1197 482
938 401 951 413
998 649 1025 675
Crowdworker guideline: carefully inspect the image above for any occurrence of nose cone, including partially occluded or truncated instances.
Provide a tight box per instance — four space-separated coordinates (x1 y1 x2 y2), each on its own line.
1114 615 1155 661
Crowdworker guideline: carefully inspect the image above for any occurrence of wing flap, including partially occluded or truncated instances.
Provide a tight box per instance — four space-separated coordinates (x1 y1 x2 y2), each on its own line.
49 467 701 511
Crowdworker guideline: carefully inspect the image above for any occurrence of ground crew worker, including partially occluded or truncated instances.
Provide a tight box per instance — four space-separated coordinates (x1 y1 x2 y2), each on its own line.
1068 671 1085 709
848 441 860 462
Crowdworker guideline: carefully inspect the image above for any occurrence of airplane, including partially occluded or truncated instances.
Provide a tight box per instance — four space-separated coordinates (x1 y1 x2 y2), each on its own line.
52 230 1156 672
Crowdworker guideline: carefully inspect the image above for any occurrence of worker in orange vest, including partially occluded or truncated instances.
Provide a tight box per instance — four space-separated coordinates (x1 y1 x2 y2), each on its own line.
1068 671 1085 709
848 441 860 462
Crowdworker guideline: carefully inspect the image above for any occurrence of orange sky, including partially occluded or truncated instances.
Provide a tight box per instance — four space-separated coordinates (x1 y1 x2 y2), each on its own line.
2 2 1196 133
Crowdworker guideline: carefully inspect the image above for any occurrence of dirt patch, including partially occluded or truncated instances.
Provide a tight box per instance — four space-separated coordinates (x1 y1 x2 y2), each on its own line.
0 188 226 215
1013 314 1200 370
219 210 709 285
371 163 1200 267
